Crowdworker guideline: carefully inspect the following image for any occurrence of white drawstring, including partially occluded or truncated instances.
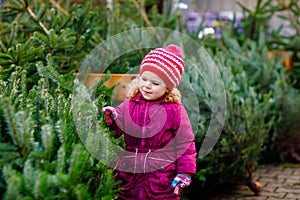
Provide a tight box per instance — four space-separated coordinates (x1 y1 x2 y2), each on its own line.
148 157 173 163
134 148 138 173
144 149 151 174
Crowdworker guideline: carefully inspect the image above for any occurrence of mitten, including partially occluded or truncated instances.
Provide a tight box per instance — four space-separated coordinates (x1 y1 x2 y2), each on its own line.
171 174 192 195
102 106 117 125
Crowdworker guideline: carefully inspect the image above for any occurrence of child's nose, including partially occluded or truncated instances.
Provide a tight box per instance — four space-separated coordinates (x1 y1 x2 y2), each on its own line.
145 81 151 87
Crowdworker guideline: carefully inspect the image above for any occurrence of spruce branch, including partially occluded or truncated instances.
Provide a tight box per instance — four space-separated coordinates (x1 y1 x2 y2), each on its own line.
249 0 263 39
17 0 50 35
2 98 24 158
131 0 152 27
223 123 255 181
36 62 50 88
131 0 161 42
0 143 18 152
0 40 7 52
49 0 69 16
45 64 61 85
286 4 300 36
26 6 49 35
8 21 18 48
68 144 90 185
56 145 66 173
41 124 54 159
0 153 21 164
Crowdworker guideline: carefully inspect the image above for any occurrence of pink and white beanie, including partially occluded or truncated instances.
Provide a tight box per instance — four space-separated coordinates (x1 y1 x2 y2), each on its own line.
140 44 185 90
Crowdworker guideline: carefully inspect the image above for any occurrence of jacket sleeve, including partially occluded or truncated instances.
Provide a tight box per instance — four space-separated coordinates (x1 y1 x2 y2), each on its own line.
110 99 127 139
174 103 197 175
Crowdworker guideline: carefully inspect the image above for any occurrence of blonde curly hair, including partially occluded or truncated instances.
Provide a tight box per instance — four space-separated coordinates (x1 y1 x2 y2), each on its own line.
127 76 181 103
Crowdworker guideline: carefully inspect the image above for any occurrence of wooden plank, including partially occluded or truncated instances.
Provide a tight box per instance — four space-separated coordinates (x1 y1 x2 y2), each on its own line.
78 73 138 100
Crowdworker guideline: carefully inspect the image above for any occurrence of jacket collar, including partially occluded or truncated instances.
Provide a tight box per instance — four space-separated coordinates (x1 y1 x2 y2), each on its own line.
132 92 166 104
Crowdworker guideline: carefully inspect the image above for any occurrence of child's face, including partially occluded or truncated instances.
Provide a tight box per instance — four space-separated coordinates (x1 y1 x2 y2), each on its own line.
139 71 167 101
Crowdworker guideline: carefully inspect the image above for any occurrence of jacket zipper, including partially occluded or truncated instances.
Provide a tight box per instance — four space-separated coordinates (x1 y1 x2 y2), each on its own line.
141 101 149 149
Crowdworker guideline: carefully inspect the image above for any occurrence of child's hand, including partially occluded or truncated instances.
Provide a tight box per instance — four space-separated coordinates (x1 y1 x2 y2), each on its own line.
102 106 117 125
171 173 192 196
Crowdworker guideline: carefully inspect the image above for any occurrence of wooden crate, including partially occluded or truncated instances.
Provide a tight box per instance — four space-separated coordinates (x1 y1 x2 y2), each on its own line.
267 50 293 70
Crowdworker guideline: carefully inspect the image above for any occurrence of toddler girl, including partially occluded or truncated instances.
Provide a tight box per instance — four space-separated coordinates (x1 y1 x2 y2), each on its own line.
103 44 196 200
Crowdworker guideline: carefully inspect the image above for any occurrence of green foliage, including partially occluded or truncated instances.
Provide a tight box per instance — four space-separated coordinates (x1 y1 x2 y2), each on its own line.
0 69 119 199
0 0 180 199
191 2 300 188
0 0 182 89
192 27 286 188
271 70 300 162
1 0 300 198
236 0 300 163
0 0 104 91
238 0 300 88
237 0 275 40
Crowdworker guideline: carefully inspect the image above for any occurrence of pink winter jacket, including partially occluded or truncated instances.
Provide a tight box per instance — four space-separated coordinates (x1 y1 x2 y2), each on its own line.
111 92 196 200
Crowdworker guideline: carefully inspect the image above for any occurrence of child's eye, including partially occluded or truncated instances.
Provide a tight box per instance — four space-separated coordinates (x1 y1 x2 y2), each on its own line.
153 82 159 85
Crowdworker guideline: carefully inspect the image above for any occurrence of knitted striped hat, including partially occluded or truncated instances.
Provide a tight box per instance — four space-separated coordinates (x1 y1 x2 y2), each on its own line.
140 44 185 90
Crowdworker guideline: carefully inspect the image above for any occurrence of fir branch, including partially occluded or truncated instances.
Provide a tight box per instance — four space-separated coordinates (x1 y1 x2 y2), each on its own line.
132 0 153 27
55 120 66 144
33 31 49 46
286 5 300 35
2 166 23 199
25 5 50 35
5 70 18 98
34 55 62 86
0 143 18 152
97 168 119 199
19 70 27 109
0 40 7 52
45 64 61 85
33 171 49 199
8 21 17 48
131 0 161 42
49 0 69 16
0 153 20 165
56 145 66 173
2 98 24 158
68 144 90 185
23 160 35 194
41 124 54 159
36 62 50 88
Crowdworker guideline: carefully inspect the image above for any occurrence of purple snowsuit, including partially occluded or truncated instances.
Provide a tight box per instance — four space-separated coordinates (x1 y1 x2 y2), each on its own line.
111 92 196 200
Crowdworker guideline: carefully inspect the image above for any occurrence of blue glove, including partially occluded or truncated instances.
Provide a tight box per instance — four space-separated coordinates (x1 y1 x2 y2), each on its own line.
171 174 192 195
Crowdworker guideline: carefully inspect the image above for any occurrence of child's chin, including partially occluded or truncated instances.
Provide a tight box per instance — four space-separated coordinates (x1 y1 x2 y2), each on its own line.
143 95 152 100
143 94 154 100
